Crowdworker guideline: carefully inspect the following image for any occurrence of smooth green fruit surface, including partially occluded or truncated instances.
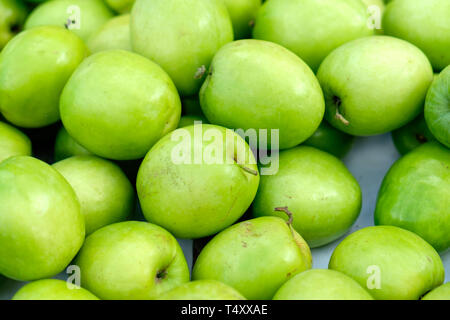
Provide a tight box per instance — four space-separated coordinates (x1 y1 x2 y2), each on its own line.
0 26 87 128
60 50 181 160
0 121 31 163
273 269 373 300
157 280 246 300
137 124 259 239
25 0 114 41
193 217 312 300
422 283 450 300
303 121 354 158
105 0 134 13
200 40 324 150
87 14 131 54
0 0 28 49
0 156 84 281
54 126 91 162
131 0 233 96
375 143 450 252
75 221 190 300
253 0 373 72
424 65 450 148
223 0 261 39
12 279 99 300
53 156 135 235
383 0 450 71
317 36 434 136
391 114 437 155
253 146 361 248
329 226 444 300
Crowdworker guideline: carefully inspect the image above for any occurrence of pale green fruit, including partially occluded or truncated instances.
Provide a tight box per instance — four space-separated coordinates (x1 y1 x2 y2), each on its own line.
424 65 450 148
60 50 181 160
383 0 450 71
130 0 233 96
137 124 259 239
157 280 246 300
25 0 114 42
54 126 91 162
0 121 31 163
0 26 87 128
53 156 135 235
0 0 28 49
329 226 444 300
422 283 450 300
87 14 131 54
200 40 325 150
75 221 190 300
12 279 99 300
273 269 373 300
193 217 312 300
0 156 85 281
105 0 134 13
253 146 362 248
253 0 374 72
177 115 209 128
317 36 434 136
223 0 261 39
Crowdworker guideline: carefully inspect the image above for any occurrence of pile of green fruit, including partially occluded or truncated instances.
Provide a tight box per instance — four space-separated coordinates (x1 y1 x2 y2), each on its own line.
0 0 449 301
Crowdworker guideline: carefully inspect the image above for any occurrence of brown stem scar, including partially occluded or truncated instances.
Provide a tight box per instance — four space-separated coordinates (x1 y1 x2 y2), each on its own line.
194 65 207 79
275 206 294 225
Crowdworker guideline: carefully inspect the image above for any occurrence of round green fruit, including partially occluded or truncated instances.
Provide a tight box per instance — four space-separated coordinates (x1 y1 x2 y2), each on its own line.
157 280 246 300
0 26 87 128
87 14 131 54
75 221 190 300
53 155 135 235
0 0 28 49
317 36 434 136
223 0 261 39
60 50 181 160
273 269 373 300
0 156 84 281
0 121 31 163
422 283 450 300
200 39 325 150
375 142 450 252
131 0 233 96
193 216 312 300
54 126 91 162
329 226 445 300
137 124 259 239
12 279 99 300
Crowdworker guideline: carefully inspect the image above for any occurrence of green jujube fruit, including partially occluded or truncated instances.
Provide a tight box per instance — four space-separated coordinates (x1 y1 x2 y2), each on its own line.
0 0 28 49
54 126 91 162
0 26 87 128
375 143 450 252
0 121 31 163
157 280 246 300
223 0 261 39
12 279 99 300
87 14 131 54
422 283 450 300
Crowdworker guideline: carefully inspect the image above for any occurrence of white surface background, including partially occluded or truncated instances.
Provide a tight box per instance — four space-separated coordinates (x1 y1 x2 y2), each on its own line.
0 133 448 299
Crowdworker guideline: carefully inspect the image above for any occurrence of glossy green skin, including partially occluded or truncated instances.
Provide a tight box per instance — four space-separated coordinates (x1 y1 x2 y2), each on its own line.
131 0 233 96
0 156 85 281
0 121 31 163
391 114 437 155
177 115 209 128
303 121 354 158
375 143 450 252
12 279 99 300
54 126 91 162
253 146 361 248
422 283 450 300
75 221 190 300
329 226 445 300
193 217 312 300
87 14 131 54
425 66 450 148
200 40 325 150
223 0 261 39
60 50 181 160
317 36 434 136
253 0 373 72
383 0 450 71
0 0 28 49
157 280 246 300
53 156 135 235
0 26 87 128
105 0 134 13
273 269 373 300
137 124 259 239
25 0 114 42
